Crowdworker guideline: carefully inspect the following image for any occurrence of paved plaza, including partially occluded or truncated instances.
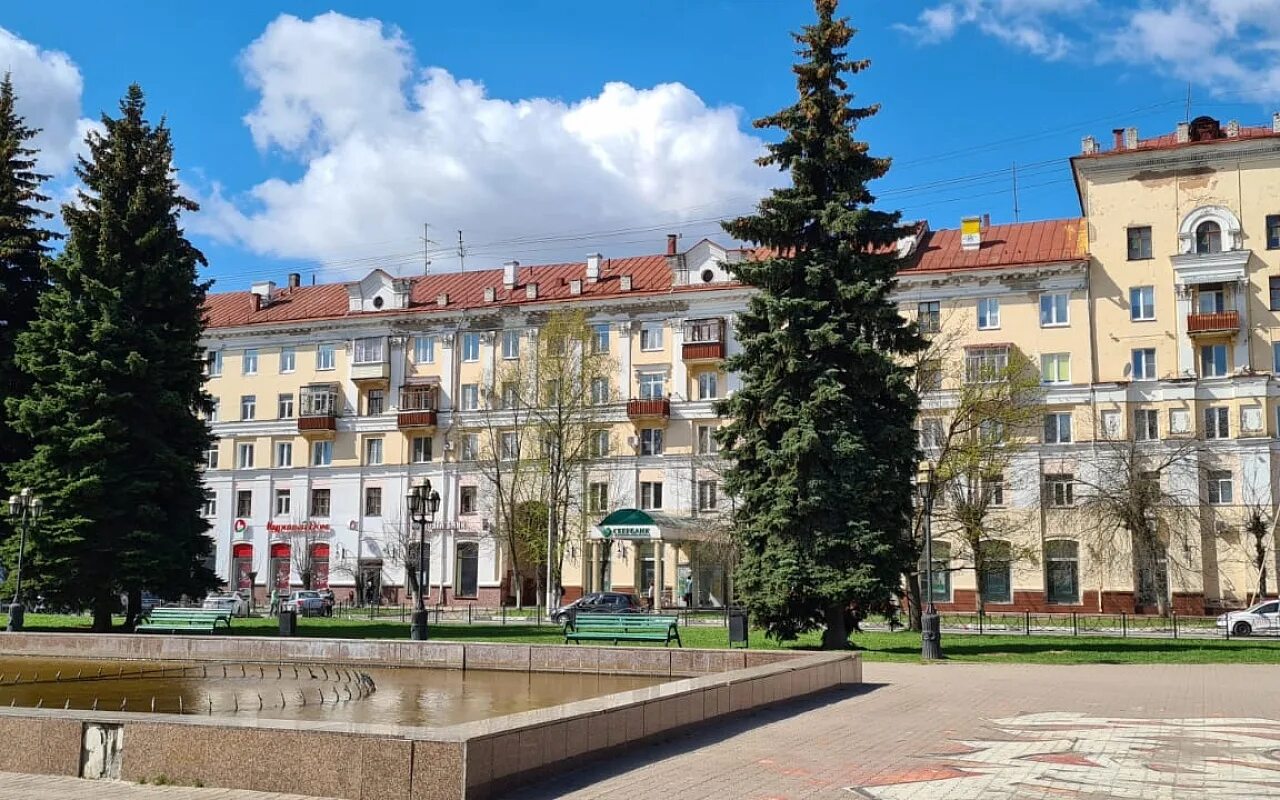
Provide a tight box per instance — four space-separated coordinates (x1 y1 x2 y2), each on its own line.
0 661 1276 799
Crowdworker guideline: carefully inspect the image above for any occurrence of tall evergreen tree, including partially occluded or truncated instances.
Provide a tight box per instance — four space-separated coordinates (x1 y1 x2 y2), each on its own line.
0 74 58 528
7 85 217 630
718 0 922 649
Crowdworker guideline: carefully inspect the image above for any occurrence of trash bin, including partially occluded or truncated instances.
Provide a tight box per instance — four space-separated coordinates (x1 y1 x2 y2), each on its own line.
279 608 297 637
728 607 749 649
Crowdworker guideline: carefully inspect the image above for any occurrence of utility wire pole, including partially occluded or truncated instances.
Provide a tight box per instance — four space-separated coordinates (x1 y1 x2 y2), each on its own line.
422 223 435 275
1012 162 1020 222
457 230 467 273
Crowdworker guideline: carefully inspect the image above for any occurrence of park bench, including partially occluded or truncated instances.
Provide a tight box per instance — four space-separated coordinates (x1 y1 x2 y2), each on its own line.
564 613 681 647
136 607 232 634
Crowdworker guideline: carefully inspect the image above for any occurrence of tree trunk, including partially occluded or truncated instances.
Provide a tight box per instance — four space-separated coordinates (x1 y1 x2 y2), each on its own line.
92 593 115 633
973 557 986 617
821 603 850 650
513 570 523 608
903 569 923 631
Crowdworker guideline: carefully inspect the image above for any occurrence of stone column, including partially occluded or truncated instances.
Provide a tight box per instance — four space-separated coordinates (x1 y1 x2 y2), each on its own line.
1174 284 1194 376
655 540 665 610
1234 277 1251 371
724 314 742 396
671 319 687 400
616 321 633 401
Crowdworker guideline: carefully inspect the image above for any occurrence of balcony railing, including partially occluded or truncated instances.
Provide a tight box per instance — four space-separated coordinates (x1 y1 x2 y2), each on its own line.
682 318 726 361
1187 310 1239 335
298 386 339 433
627 397 671 420
397 385 439 429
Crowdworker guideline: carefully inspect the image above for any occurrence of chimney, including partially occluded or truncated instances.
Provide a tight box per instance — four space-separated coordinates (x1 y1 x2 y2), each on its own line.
981 213 990 230
586 253 602 283
502 260 519 289
525 283 538 300
1176 122 1190 143
666 234 679 256
1113 128 1125 150
1124 127 1138 150
960 215 982 251
1081 135 1099 155
483 287 496 303
250 280 275 309
569 279 582 296
1227 119 1241 138
287 272 301 289
619 275 632 292
436 292 449 307
249 294 261 312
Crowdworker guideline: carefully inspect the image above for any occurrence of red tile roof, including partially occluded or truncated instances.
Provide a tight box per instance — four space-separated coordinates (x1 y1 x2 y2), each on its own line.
902 218 1087 273
1082 123 1280 158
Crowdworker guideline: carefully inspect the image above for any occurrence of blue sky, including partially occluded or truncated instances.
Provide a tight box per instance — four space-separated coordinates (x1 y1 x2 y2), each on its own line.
4 0 1279 290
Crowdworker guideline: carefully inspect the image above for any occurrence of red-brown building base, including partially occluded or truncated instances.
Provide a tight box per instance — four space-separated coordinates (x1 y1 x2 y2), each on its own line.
932 590 1208 616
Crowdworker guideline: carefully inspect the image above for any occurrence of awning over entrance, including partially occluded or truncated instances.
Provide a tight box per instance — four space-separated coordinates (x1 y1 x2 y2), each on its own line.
590 508 661 540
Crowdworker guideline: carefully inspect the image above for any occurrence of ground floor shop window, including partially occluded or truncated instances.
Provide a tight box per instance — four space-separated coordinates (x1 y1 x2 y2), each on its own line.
455 542 479 598
979 539 1012 605
310 543 330 589
1045 539 1078 604
270 542 290 590
232 543 253 591
359 559 383 605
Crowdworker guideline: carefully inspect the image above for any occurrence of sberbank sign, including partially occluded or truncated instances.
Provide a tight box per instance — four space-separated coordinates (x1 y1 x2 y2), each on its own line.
599 525 659 540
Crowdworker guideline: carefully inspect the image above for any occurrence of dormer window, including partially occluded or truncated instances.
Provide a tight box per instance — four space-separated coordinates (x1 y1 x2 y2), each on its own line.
1196 221 1222 254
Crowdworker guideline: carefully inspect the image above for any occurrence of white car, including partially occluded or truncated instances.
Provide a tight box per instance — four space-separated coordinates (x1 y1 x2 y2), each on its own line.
284 590 328 616
1216 600 1280 636
202 592 249 617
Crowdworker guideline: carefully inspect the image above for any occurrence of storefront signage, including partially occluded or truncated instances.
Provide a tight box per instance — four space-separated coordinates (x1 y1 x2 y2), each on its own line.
233 518 248 533
597 525 659 540
266 520 333 534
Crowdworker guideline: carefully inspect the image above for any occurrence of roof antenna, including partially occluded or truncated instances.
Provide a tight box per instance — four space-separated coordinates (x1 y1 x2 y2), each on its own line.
1185 82 1192 123
310 273 316 286
422 222 435 276
1012 161 1020 223
457 230 467 273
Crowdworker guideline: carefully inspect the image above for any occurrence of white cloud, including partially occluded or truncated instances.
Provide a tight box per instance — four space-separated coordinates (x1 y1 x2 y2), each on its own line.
194 12 775 273
0 27 93 176
895 0 1086 60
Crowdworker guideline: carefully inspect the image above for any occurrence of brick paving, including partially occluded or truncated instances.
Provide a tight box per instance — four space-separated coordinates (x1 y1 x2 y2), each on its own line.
0 662 1276 799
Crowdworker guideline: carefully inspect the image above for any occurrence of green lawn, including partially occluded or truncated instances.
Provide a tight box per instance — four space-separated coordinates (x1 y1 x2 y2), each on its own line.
12 613 1280 664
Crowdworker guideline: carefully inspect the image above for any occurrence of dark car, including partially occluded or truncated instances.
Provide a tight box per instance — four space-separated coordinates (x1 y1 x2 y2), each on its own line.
551 592 644 624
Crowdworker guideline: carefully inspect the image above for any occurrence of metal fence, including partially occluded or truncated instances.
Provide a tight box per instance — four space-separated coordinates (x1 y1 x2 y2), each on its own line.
870 610 1278 641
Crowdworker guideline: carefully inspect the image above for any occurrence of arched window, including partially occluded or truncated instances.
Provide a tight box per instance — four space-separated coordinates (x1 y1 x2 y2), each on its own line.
455 541 480 598
232 543 253 591
978 539 1012 604
310 543 330 590
920 541 951 602
1045 540 1079 604
269 542 291 590
1196 220 1222 254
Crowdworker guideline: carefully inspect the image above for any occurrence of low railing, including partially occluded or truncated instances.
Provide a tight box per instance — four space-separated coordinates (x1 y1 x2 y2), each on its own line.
627 397 671 419
1187 310 1239 334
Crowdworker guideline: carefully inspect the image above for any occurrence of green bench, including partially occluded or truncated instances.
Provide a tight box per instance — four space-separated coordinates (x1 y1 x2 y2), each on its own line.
136 607 232 634
564 613 682 647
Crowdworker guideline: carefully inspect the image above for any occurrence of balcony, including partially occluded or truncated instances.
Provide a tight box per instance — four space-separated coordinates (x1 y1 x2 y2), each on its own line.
397 385 439 430
1187 310 1239 336
350 337 389 383
298 385 339 435
682 318 726 362
627 397 671 421
350 360 389 383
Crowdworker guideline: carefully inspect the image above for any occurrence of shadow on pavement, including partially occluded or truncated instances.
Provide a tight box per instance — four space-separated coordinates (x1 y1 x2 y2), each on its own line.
507 683 885 800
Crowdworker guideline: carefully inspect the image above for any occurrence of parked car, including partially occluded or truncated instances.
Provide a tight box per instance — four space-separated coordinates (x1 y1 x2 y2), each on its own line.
551 592 644 624
1216 600 1280 636
284 590 328 617
202 592 249 617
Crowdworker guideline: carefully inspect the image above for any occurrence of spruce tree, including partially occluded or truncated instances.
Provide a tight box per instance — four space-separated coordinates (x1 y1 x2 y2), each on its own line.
718 0 922 649
7 85 217 630
0 74 57 531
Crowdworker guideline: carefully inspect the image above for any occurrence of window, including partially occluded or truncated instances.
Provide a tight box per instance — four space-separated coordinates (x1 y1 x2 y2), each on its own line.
976 297 1000 330
921 418 944 451
1207 470 1233 505
501 329 521 360
455 542 479 598
1272 277 1280 311
204 445 220 470
1131 348 1156 380
1134 409 1159 441
414 335 436 364
237 442 255 469
1045 540 1079 604
922 541 950 602
240 395 256 421
640 481 664 510
965 346 1008 383
1269 215 1280 250
365 487 382 517
1127 226 1153 260
1197 285 1226 313
696 371 718 400
299 386 337 416
365 437 383 465
499 382 519 410
590 429 610 458
236 490 252 517
697 480 718 511
353 337 385 363
638 372 665 400
311 440 333 466
640 323 664 351
1043 412 1072 444
309 488 331 518
411 436 432 464
1170 408 1191 434
591 377 610 405
207 350 223 377
460 486 477 514
543 379 561 406
366 389 385 416
242 349 258 375
1200 344 1228 378
977 419 1004 444
1204 406 1230 439
983 474 1005 506
917 301 941 334
1041 353 1070 384
208 399 219 422
1039 293 1069 326
500 432 518 461
316 344 336 370
591 323 610 354
279 347 295 373
918 359 943 393
978 540 1012 604
461 332 480 362
274 440 292 467
461 433 479 461
460 384 480 411
588 482 608 513
274 489 291 517
271 394 292 420
697 425 718 455
639 428 664 456
1130 286 1155 320
202 491 217 517
1045 474 1074 507
1195 220 1222 254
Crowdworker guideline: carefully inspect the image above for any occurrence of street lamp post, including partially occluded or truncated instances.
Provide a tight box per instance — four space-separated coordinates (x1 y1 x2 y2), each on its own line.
917 467 944 660
406 480 441 641
6 488 43 633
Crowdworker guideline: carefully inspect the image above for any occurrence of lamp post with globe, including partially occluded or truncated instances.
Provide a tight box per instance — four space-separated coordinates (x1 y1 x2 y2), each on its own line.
6 488 43 632
406 480 441 641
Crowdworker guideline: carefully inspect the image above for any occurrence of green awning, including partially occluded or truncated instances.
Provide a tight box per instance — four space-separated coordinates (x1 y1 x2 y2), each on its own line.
592 508 660 540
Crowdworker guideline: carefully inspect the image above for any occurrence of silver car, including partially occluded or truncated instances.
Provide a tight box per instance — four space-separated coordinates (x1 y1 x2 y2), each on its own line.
202 592 249 617
284 590 328 616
